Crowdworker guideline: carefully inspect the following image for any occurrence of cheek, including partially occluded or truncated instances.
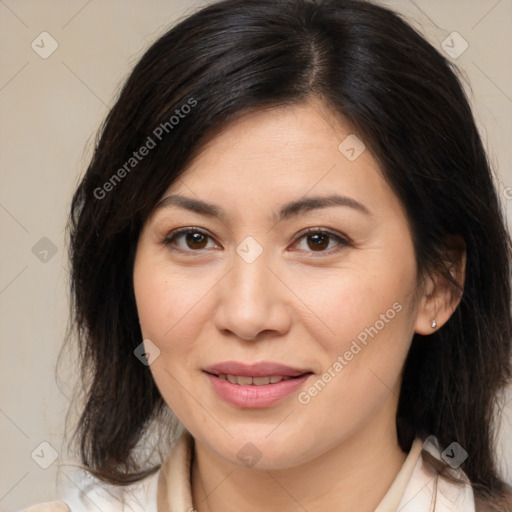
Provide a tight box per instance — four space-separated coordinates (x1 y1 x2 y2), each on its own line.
307 244 418 393
134 248 198 340
313 260 416 349
133 247 221 383
133 249 205 420
303 288 415 431
133 265 172 340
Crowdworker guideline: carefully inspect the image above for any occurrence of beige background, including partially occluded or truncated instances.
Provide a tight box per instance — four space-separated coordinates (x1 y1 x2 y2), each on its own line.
1 0 511 510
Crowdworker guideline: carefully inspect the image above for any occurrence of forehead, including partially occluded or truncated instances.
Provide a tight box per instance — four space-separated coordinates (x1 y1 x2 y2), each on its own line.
155 101 403 223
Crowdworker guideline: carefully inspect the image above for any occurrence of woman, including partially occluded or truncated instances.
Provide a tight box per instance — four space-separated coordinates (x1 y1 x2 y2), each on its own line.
20 0 512 510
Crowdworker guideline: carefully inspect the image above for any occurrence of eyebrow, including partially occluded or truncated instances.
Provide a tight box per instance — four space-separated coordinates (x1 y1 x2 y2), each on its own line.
155 193 371 223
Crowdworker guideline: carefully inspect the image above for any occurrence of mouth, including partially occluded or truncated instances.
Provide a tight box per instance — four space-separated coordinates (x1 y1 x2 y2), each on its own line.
202 367 314 408
203 371 313 386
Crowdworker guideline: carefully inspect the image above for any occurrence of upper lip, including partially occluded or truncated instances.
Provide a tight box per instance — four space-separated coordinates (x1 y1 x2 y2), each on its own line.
203 361 312 378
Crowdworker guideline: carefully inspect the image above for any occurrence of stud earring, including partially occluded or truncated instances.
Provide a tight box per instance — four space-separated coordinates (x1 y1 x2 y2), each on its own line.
431 320 437 329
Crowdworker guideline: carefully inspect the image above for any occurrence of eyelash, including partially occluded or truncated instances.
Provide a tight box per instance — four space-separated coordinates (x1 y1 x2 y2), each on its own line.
161 227 350 257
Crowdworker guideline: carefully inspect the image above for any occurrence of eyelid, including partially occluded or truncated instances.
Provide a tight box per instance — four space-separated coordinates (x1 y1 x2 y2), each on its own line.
288 227 351 255
161 226 218 250
292 227 350 244
161 226 350 255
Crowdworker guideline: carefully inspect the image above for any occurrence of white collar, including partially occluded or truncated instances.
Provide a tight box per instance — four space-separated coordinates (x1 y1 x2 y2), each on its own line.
157 430 475 512
376 435 475 511
29 430 475 511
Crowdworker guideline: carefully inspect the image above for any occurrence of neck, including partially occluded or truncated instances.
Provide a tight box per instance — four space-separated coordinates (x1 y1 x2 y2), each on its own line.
190 400 408 512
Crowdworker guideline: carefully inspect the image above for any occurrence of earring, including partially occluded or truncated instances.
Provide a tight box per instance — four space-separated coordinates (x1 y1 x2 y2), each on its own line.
431 320 437 329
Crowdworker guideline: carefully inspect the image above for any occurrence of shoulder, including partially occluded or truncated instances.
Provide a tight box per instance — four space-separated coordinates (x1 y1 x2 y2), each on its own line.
18 428 193 512
18 502 70 512
397 435 476 512
422 436 476 511
17 467 160 512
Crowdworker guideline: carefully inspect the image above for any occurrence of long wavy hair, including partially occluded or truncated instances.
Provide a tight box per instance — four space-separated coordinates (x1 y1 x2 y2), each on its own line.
62 0 512 509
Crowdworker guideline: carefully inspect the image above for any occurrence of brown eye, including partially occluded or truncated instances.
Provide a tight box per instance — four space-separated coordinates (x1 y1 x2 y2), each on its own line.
163 228 216 252
291 228 349 255
183 231 208 249
306 233 330 251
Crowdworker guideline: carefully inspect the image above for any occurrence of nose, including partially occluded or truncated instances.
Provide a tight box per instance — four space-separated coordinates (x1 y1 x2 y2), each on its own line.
213 248 292 341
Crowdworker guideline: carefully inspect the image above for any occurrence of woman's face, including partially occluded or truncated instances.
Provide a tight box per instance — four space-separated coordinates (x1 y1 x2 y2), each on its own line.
133 100 430 469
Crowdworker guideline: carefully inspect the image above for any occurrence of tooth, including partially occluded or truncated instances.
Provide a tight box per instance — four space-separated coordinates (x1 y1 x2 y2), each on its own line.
252 376 271 385
218 374 298 385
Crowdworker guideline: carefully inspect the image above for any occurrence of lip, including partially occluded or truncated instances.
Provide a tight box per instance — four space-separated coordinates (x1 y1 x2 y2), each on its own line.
204 372 312 408
203 361 310 378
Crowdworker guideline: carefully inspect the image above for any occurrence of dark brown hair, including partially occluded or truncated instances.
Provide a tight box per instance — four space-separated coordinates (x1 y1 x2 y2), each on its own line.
63 0 512 509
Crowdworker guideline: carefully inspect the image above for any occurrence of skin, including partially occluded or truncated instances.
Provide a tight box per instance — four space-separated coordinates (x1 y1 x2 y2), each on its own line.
133 98 464 512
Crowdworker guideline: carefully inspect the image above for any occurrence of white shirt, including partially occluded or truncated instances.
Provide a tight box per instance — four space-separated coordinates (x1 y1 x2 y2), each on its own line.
19 430 475 512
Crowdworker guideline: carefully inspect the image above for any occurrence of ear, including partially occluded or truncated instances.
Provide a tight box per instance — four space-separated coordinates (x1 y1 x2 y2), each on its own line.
414 235 466 335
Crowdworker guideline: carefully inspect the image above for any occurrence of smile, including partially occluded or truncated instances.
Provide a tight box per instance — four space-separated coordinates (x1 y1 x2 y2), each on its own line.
217 373 299 385
204 371 313 408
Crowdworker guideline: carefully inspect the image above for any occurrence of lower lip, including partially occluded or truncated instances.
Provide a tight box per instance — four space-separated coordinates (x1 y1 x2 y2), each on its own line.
204 372 312 408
